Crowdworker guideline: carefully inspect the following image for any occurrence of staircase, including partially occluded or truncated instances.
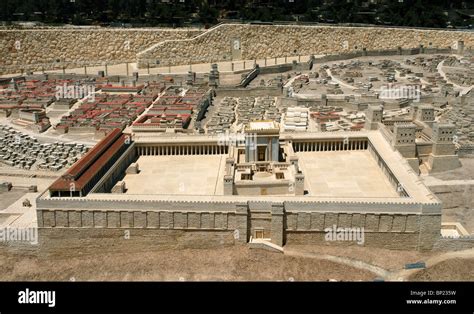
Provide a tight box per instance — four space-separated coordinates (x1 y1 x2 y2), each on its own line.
248 236 283 253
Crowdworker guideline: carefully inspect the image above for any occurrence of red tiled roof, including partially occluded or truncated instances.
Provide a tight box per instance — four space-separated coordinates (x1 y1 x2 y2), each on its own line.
49 132 127 192
49 129 122 192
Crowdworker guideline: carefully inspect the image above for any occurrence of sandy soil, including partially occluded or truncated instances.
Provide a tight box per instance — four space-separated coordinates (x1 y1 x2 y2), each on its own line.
408 258 474 281
286 244 436 271
0 246 375 281
0 189 27 211
430 158 474 181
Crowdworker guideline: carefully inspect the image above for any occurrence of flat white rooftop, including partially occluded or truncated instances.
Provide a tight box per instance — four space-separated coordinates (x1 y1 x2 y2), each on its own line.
248 121 277 130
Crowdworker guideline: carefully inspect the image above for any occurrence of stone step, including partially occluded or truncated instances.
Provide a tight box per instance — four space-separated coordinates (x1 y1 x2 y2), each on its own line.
249 237 283 253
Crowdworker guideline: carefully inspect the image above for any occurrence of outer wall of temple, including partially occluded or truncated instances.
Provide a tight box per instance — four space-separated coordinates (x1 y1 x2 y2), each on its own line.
35 199 442 251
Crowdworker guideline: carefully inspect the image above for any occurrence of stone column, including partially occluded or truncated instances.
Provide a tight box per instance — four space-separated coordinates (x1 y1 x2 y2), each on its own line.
457 40 464 55
271 203 285 247
295 173 305 196
418 212 442 251
289 156 299 170
235 203 249 243
224 175 233 195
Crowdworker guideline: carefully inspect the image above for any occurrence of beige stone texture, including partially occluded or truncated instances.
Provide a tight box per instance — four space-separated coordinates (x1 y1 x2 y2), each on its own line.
138 24 474 66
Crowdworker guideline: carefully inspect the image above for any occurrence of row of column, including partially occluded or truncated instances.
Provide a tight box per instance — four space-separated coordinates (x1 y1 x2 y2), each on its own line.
138 145 228 156
53 143 128 198
294 140 368 152
369 145 409 197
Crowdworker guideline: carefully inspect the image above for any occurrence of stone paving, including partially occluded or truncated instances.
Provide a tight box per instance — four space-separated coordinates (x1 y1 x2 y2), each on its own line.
123 155 226 195
297 150 399 198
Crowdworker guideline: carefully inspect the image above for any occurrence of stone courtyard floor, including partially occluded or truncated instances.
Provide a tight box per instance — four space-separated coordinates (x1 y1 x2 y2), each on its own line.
122 155 227 195
297 150 399 198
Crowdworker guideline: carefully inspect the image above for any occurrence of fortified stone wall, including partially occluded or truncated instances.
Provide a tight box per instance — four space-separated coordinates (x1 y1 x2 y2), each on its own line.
0 229 235 252
433 237 474 251
284 208 441 250
137 24 474 66
36 197 441 250
216 86 282 97
38 208 239 230
0 28 202 74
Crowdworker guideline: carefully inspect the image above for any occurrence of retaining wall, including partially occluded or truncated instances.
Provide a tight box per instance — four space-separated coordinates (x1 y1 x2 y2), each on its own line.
137 24 474 67
36 196 441 250
0 28 202 74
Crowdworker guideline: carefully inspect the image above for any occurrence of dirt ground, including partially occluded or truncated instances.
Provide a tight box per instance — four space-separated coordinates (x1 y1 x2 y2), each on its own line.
420 158 474 232
409 258 474 281
0 189 27 210
1 243 473 281
0 246 375 281
431 158 474 181
285 244 436 271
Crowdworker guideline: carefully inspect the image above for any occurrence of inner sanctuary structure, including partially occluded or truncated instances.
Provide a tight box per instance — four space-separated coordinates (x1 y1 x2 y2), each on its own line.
1 23 470 251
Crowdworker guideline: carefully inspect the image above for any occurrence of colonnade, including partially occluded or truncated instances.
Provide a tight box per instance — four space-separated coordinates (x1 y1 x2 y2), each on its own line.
293 140 368 152
137 145 228 156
